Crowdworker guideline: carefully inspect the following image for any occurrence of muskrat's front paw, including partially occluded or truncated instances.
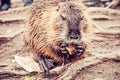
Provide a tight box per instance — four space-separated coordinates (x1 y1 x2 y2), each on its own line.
60 42 68 54
75 44 83 55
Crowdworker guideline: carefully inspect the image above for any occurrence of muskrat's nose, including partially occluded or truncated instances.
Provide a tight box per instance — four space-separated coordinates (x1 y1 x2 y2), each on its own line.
69 30 80 40
69 34 79 40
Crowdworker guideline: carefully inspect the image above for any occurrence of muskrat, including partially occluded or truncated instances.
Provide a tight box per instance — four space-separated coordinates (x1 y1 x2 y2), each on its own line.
24 0 93 76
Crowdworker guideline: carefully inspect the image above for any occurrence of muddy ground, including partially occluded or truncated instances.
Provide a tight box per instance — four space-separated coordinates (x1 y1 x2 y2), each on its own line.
0 0 120 80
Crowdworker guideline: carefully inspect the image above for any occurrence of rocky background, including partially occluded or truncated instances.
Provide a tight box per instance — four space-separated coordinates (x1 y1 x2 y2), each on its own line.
0 0 120 80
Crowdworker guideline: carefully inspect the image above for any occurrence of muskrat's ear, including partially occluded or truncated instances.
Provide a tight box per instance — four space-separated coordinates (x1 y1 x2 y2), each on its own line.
60 14 66 21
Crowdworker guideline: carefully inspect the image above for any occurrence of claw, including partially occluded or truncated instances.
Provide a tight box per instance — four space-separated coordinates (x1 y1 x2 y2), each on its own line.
38 56 49 72
44 58 55 69
61 50 68 54
75 44 82 49
38 55 56 72
60 42 67 47
38 55 56 78
75 44 83 55
60 42 68 54
76 50 83 55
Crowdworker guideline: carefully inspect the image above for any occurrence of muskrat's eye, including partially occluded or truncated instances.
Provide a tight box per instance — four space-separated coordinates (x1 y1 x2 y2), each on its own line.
80 15 84 20
61 15 66 21
56 6 60 11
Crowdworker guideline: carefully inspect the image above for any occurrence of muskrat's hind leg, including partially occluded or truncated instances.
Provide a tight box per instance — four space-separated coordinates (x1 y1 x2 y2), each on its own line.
38 55 55 77
38 55 49 73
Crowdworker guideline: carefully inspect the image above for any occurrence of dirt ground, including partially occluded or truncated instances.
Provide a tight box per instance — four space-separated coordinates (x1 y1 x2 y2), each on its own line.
0 0 120 80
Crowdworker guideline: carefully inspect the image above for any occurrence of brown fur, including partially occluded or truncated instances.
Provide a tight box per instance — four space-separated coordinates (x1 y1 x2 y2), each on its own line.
24 0 93 64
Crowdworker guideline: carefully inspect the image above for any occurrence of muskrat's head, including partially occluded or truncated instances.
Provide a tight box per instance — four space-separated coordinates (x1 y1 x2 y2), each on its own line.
46 2 92 47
